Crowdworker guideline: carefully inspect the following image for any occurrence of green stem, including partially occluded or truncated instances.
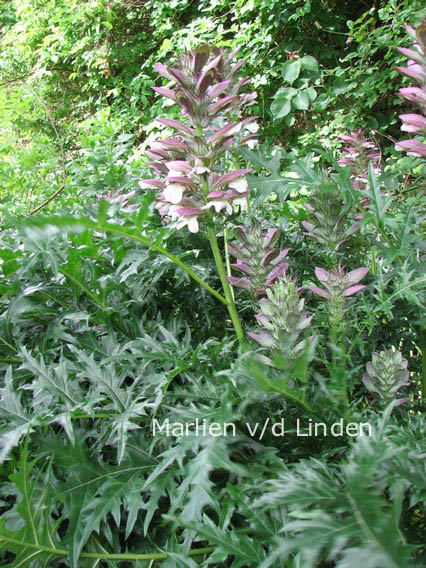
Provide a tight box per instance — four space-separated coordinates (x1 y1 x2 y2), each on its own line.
329 300 348 406
207 223 244 343
0 535 214 562
223 223 234 301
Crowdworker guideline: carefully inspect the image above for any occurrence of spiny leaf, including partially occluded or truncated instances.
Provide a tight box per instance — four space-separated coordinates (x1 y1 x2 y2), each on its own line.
0 367 38 461
0 443 61 567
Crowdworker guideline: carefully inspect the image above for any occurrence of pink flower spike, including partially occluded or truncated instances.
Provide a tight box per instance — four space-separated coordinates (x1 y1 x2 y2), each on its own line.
340 134 357 143
168 66 191 87
207 80 232 98
342 285 366 297
163 184 184 204
207 190 226 198
405 24 417 39
230 261 254 275
263 228 280 247
207 122 239 145
166 161 192 174
228 45 242 60
164 176 195 186
264 264 288 287
271 249 290 265
208 95 238 115
227 276 251 289
228 243 244 260
230 60 245 77
301 221 315 231
213 169 252 189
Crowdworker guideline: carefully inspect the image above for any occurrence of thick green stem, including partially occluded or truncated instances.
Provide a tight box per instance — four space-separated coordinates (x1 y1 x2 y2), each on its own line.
329 298 348 406
223 223 235 300
207 223 244 343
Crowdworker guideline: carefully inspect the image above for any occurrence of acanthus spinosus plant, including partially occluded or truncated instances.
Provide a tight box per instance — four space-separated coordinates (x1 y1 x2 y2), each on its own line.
248 275 313 357
139 45 258 233
301 185 361 253
300 130 380 258
395 21 426 158
139 45 260 342
363 349 410 406
227 225 289 297
307 266 368 345
338 129 382 191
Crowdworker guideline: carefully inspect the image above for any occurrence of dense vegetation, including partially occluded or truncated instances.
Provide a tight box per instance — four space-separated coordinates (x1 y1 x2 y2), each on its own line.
0 1 425 566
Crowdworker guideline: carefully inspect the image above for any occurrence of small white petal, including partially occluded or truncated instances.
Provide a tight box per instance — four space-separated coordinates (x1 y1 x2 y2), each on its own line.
187 216 199 233
246 121 259 133
167 169 183 177
228 179 249 193
163 184 184 204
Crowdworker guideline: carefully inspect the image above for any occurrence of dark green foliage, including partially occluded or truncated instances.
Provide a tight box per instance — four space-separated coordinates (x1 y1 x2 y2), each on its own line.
0 1 425 567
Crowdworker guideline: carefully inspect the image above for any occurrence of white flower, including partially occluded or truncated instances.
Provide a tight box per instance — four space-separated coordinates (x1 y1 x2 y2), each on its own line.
228 178 249 193
246 121 259 133
246 138 258 150
163 184 185 204
176 215 199 233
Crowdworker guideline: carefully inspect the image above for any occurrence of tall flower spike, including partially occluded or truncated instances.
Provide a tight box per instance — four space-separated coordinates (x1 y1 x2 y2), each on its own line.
395 21 426 158
363 349 410 406
338 129 381 194
140 45 259 232
248 275 312 354
227 225 289 297
301 186 361 252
